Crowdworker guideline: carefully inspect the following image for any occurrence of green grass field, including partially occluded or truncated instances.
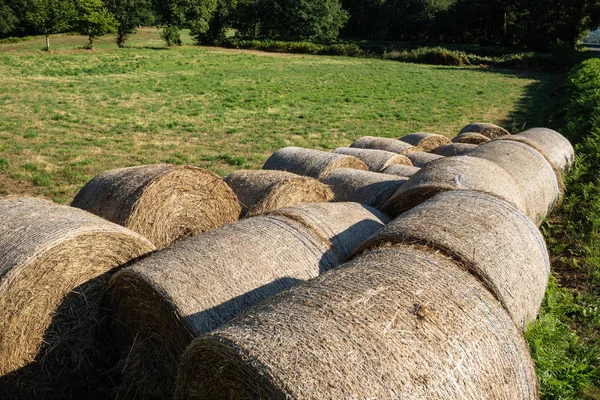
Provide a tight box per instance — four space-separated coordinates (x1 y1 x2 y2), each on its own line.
0 28 564 203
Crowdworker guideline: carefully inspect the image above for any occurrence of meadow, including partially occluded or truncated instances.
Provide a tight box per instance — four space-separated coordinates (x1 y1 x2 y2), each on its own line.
0 28 565 203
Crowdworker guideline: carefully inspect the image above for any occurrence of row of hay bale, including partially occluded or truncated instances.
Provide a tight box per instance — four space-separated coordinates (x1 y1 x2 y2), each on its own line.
0 121 575 399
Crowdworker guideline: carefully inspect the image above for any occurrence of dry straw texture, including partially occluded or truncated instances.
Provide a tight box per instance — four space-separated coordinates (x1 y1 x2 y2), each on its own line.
0 197 155 396
176 245 538 400
382 164 420 177
262 147 368 179
332 147 412 172
432 143 477 156
321 168 408 209
381 156 528 217
406 151 444 167
467 140 561 224
106 203 387 399
459 122 510 139
360 191 550 329
499 127 575 172
451 132 491 144
72 164 241 249
224 170 333 217
349 136 418 154
398 132 451 151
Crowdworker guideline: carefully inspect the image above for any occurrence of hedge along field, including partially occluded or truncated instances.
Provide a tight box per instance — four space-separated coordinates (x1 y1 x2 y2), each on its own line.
0 28 564 203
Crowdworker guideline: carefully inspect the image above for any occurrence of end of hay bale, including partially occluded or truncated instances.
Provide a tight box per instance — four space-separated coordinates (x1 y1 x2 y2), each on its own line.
432 143 477 157
332 147 412 172
452 131 491 144
73 164 241 249
380 156 528 218
398 132 451 152
459 122 510 139
224 170 333 217
262 147 368 179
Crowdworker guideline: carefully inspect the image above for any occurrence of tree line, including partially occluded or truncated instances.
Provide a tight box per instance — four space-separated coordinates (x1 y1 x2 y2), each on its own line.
1 0 598 50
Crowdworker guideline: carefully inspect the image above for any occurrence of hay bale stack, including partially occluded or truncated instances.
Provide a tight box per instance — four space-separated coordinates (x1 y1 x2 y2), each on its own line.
452 131 491 144
106 203 388 399
0 198 155 393
262 147 368 179
499 127 575 172
72 164 241 249
432 143 477 156
224 170 333 217
405 151 444 167
176 245 538 400
360 191 550 329
349 136 418 154
467 140 562 224
321 168 408 209
398 132 451 151
381 156 527 218
459 122 511 139
381 164 420 177
332 147 412 172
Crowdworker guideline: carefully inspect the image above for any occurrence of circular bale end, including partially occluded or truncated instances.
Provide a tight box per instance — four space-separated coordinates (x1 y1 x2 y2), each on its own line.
451 131 491 144
381 164 420 177
321 168 408 210
432 143 477 156
466 140 561 224
360 190 550 329
332 147 412 172
349 136 418 155
0 197 155 396
381 156 528 218
176 245 538 400
405 151 444 167
398 132 451 151
262 147 368 179
72 164 241 249
499 127 575 172
459 122 510 139
224 170 333 217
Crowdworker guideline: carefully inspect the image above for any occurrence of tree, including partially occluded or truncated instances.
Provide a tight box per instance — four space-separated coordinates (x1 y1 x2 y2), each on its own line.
24 0 73 50
0 1 19 36
152 0 190 45
74 0 118 49
105 0 154 47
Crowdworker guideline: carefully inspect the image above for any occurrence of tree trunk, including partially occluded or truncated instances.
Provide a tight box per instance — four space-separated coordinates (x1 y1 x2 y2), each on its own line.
117 33 126 48
88 36 94 49
45 35 50 51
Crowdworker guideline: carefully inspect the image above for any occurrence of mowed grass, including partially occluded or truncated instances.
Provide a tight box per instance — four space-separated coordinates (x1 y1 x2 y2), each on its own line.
0 28 563 203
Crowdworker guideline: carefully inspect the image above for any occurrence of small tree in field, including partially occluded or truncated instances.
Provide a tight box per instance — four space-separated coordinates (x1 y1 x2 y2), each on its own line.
74 0 118 49
25 0 73 50
105 0 154 47
152 0 189 46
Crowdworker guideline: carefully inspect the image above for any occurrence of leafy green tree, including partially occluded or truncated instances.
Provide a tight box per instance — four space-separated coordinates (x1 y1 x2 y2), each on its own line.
0 1 19 36
152 0 190 45
105 0 154 47
74 0 118 49
189 0 238 45
24 0 73 50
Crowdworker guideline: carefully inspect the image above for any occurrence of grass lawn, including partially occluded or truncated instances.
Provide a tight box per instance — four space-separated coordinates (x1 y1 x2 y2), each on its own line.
0 28 564 203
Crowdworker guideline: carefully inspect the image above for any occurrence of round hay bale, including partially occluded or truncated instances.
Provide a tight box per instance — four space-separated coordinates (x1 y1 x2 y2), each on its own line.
0 198 155 394
432 143 477 156
380 156 528 218
176 245 538 400
466 140 561 224
459 122 510 139
451 131 491 144
106 203 388 399
349 136 418 154
360 191 550 329
332 147 412 172
224 170 333 217
262 147 368 179
381 164 420 177
405 151 444 167
398 132 451 151
72 164 241 249
321 168 408 210
499 127 575 172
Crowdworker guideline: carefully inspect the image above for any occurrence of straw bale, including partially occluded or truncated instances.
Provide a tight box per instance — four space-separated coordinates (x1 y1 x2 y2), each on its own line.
405 151 444 167
332 147 411 172
432 143 477 156
72 164 240 249
176 245 538 400
349 136 418 154
381 164 420 177
398 132 451 151
459 122 510 139
224 170 333 217
381 156 527 217
452 132 491 144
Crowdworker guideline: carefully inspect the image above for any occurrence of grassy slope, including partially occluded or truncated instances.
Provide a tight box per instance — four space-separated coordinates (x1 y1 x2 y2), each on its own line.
0 28 562 203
